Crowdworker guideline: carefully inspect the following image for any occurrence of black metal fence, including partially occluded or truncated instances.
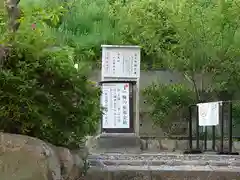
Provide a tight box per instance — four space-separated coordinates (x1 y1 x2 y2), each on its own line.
184 101 239 155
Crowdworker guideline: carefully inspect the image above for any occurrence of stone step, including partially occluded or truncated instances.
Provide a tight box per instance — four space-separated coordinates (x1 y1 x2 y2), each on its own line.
95 133 141 152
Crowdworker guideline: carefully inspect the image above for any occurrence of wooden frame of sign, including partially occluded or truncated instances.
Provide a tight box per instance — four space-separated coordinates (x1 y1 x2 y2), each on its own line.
99 80 136 133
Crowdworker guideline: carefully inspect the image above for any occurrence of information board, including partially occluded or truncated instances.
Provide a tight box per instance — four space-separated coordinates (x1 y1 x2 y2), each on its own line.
101 46 140 78
101 83 130 129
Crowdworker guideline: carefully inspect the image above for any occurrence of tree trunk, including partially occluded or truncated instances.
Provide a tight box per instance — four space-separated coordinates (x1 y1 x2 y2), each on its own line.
5 0 21 32
0 0 20 64
190 71 200 102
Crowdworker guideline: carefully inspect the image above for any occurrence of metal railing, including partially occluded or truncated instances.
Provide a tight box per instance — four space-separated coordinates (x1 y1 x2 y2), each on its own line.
184 101 239 155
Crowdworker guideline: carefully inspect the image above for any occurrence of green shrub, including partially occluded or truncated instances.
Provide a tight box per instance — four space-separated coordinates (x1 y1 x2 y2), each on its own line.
0 1 102 148
143 82 196 128
0 51 101 149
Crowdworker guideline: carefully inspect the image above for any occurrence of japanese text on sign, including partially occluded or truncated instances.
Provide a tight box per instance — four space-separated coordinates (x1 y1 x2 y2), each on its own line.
101 83 130 129
102 47 140 78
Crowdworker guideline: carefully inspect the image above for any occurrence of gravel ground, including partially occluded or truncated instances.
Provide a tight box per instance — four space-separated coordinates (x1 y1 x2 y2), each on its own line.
89 152 240 161
87 152 240 168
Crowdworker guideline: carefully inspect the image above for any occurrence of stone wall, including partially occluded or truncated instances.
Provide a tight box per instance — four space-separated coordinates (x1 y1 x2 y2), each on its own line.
90 70 192 138
141 139 240 152
86 135 240 153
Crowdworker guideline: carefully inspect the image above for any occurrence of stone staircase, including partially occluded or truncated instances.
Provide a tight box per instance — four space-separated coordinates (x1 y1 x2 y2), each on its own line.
85 131 240 180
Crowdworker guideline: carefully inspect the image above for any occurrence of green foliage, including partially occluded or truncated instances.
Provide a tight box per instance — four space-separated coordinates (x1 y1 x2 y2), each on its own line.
59 0 121 67
233 101 240 127
0 0 102 148
143 83 195 127
43 0 121 68
109 0 177 69
2 0 240 139
141 0 240 127
0 5 7 37
165 0 240 92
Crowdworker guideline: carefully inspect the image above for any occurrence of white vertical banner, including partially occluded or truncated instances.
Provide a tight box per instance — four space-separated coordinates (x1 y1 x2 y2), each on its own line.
120 83 130 128
101 85 111 128
197 102 220 126
101 83 130 129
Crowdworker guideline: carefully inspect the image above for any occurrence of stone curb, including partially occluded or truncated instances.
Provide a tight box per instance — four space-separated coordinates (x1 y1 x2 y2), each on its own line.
88 153 240 161
88 159 240 168
89 164 240 172
144 139 240 152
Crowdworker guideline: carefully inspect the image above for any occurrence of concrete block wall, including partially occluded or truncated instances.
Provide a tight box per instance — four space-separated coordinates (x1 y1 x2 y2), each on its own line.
90 70 240 138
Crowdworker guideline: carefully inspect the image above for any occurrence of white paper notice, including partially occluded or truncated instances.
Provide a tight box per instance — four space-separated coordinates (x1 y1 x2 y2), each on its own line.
102 48 140 78
101 83 130 129
197 102 219 126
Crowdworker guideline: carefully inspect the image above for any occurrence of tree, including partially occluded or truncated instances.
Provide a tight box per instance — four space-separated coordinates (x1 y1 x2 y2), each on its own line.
139 0 240 131
3 0 240 139
165 0 240 100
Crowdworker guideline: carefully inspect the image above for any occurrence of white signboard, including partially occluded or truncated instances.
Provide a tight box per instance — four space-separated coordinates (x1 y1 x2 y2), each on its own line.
101 83 130 129
197 102 220 126
101 46 140 78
